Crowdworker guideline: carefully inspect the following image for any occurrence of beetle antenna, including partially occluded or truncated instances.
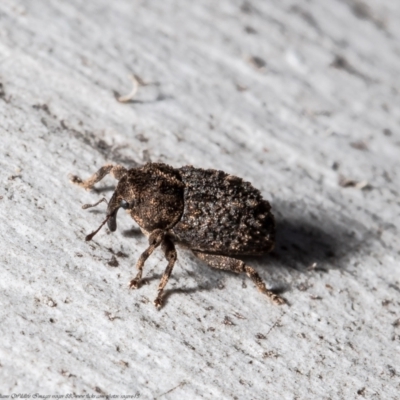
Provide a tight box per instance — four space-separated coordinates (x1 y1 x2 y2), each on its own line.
82 197 108 210
85 214 111 241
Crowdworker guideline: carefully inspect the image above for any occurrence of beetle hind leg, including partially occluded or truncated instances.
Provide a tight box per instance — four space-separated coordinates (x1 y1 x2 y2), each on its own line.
193 251 285 305
69 164 127 190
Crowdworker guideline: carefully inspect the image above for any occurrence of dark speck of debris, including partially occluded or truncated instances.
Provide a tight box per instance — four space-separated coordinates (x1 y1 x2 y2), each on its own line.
357 387 366 396
97 140 109 151
381 103 389 112
351 1 371 19
241 2 255 14
331 55 354 73
236 83 248 92
108 248 128 258
331 54 351 70
350 1 385 30
244 26 257 34
350 141 368 151
310 295 323 300
263 351 280 359
248 56 266 69
297 283 310 292
119 360 129 368
383 128 392 136
290 5 321 32
105 311 120 321
61 370 76 378
0 83 6 99
183 341 196 351
108 256 119 267
136 133 149 142
223 316 235 326
233 311 246 320
32 103 51 115
331 55 373 83
332 161 340 171
387 365 396 378
94 387 107 396
382 170 392 183
256 333 266 340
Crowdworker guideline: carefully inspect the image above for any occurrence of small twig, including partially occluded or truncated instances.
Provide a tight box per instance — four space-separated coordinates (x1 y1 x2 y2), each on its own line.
339 175 371 190
117 75 141 103
155 381 186 399
265 313 285 338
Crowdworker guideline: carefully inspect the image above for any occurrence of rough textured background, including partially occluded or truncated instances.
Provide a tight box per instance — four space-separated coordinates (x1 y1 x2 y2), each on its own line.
0 0 399 398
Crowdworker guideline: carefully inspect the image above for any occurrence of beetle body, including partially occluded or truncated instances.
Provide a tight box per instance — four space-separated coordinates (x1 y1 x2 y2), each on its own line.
71 162 283 308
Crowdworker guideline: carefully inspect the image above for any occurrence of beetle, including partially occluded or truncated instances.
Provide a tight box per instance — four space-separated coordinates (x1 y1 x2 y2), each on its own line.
70 162 285 308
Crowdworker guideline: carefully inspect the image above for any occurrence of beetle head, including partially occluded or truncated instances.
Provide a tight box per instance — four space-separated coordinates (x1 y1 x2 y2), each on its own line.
85 163 184 241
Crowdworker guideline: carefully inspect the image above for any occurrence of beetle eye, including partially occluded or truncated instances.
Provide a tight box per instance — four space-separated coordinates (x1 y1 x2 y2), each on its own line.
120 199 129 209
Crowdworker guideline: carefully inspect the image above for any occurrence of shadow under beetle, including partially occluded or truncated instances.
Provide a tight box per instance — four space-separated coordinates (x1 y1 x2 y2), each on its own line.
70 163 285 308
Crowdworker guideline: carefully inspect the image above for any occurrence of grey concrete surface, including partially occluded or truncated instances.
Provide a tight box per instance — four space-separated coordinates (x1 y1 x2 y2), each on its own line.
0 0 399 398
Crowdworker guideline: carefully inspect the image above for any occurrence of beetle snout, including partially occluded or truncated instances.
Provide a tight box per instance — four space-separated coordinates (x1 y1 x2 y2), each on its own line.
107 211 118 231
106 192 122 232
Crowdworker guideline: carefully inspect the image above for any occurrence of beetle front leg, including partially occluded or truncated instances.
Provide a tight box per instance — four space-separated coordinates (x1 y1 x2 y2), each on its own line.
193 251 285 305
154 236 177 309
129 229 165 289
69 164 127 190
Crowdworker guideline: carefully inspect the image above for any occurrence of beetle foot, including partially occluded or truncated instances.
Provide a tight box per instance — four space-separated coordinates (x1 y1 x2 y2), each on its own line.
153 294 163 309
69 174 83 185
129 278 141 289
270 292 286 305
69 174 92 191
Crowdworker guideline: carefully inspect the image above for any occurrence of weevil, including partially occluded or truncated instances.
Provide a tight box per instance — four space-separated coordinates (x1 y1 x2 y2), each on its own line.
70 163 285 308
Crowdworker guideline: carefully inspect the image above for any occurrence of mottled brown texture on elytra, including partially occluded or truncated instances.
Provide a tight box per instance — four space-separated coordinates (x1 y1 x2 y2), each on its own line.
70 162 284 308
171 166 275 255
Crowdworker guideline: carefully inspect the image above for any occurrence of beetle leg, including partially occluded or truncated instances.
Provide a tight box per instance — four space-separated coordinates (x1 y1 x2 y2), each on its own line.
129 229 165 289
154 236 177 309
193 251 285 305
69 164 127 190
82 197 108 210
